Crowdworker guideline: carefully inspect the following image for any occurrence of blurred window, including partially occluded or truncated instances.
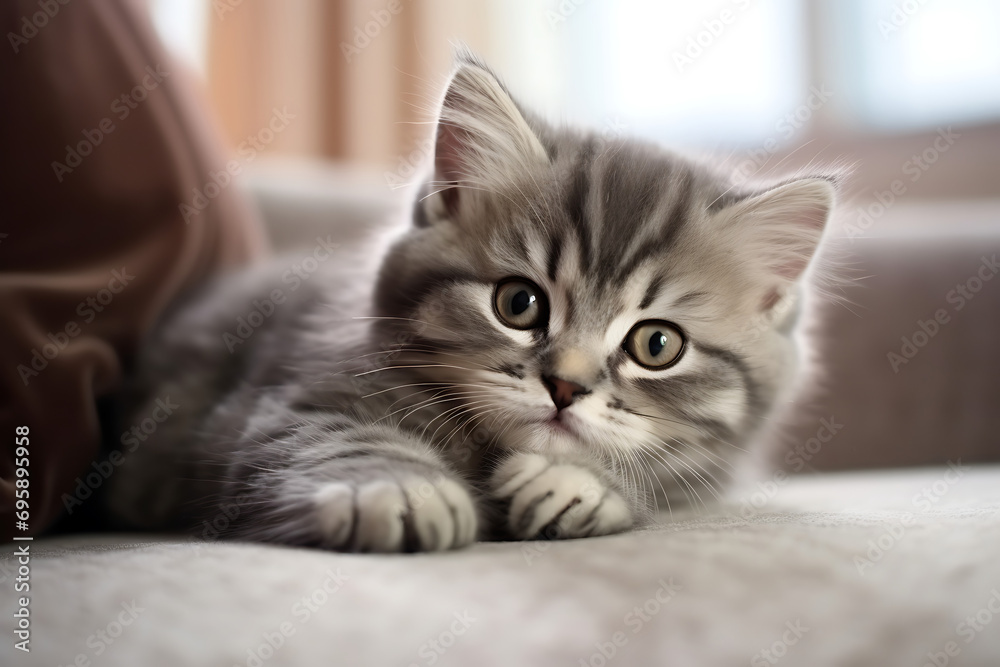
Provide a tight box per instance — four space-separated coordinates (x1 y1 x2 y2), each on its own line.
555 0 806 149
829 0 1000 131
148 0 1000 157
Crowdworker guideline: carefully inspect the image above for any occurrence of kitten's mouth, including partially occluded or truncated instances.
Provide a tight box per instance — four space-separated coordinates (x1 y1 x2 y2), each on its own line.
544 413 577 436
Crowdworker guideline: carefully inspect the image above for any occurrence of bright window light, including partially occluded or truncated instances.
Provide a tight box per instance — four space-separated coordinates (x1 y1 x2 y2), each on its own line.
837 0 1000 130
149 0 210 75
555 0 806 149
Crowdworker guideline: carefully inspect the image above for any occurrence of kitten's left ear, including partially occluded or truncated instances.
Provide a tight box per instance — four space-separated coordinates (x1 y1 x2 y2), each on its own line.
431 54 548 215
722 177 836 304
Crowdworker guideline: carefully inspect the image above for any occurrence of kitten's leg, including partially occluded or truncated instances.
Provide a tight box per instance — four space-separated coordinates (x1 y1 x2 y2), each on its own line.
488 452 633 540
221 420 479 553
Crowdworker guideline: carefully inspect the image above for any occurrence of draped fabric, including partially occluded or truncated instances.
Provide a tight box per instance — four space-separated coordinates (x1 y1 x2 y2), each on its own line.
0 0 268 535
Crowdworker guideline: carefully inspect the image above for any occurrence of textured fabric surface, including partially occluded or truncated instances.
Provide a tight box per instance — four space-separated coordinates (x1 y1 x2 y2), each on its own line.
4 465 999 666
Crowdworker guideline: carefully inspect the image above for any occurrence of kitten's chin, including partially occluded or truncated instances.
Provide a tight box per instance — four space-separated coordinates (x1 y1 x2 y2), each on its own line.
501 418 590 457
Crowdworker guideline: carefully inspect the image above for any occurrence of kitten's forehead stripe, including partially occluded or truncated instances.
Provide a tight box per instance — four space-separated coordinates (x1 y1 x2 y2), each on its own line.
673 291 709 308
639 276 664 310
512 227 529 258
659 171 695 252
546 235 562 282
565 138 596 272
594 150 668 286
614 170 695 286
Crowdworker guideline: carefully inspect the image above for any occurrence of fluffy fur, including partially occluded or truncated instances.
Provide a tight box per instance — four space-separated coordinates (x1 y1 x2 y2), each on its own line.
106 54 837 552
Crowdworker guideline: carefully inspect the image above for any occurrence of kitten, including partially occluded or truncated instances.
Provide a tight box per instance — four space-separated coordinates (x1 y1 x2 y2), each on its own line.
106 54 836 552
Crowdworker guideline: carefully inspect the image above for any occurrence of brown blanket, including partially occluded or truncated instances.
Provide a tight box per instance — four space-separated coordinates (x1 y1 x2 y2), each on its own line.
0 0 267 535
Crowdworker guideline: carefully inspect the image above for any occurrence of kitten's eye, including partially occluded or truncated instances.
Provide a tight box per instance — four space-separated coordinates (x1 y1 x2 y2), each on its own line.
624 320 685 369
494 279 548 329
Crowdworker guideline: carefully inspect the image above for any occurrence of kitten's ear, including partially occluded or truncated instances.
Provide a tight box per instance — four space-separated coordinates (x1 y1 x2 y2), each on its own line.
432 55 548 214
723 177 836 307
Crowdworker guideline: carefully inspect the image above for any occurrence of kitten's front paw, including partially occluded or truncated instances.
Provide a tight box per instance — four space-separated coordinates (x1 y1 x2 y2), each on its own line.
312 476 477 552
491 453 633 540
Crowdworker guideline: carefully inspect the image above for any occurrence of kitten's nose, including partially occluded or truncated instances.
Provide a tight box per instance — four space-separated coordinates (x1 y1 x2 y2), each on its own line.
542 375 589 411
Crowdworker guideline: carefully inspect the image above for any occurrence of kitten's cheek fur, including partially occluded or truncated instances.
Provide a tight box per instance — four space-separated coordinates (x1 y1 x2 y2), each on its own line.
312 477 478 552
491 453 633 540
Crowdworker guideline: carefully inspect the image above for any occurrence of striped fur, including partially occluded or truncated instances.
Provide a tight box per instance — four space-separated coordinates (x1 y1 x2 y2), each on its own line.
106 55 837 552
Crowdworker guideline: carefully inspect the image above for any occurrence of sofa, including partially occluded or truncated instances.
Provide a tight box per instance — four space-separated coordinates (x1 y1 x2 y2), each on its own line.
3 162 999 667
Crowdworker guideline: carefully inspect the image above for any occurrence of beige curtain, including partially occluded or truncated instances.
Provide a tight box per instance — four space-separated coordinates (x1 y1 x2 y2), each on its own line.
206 0 494 169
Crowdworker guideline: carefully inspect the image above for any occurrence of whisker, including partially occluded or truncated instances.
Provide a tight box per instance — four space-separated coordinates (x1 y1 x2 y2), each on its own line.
655 441 723 502
636 440 702 511
638 441 720 508
354 363 477 377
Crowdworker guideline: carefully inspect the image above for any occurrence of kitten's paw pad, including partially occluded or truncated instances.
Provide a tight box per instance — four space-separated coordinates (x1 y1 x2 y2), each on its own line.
313 477 477 552
492 454 632 540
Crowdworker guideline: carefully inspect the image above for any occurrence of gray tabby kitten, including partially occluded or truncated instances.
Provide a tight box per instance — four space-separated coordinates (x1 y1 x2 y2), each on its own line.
107 55 836 552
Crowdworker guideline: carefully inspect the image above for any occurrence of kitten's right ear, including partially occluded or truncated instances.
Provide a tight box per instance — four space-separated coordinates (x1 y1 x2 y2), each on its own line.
718 176 837 312
431 54 548 217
